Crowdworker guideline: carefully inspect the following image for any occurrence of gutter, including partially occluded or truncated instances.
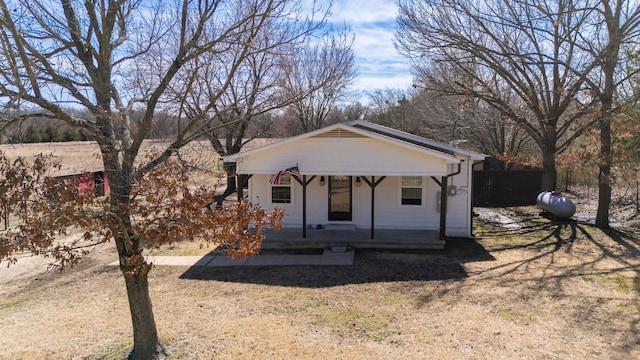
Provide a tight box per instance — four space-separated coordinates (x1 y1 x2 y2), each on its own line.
438 161 463 240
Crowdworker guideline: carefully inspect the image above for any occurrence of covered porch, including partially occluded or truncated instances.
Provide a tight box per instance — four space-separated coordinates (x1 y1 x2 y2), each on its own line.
262 227 444 250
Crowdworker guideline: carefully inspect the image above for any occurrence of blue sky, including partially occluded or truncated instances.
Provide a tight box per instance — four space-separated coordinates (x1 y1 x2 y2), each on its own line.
327 0 414 93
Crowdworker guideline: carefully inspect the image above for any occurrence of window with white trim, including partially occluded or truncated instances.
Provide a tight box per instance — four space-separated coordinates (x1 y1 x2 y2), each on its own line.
401 176 422 205
271 175 292 203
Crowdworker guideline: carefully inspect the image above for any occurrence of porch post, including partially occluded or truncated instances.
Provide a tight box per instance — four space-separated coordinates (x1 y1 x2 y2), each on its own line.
371 176 375 239
439 176 448 240
293 175 315 239
361 176 386 240
302 175 307 238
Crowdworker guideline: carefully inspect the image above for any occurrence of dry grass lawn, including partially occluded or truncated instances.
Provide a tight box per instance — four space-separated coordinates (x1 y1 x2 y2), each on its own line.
0 209 639 359
0 141 638 359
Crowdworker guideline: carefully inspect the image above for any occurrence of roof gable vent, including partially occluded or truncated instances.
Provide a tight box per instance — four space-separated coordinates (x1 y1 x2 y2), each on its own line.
311 127 365 139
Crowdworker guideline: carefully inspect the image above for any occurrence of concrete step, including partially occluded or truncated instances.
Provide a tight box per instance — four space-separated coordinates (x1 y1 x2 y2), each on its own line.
323 223 357 231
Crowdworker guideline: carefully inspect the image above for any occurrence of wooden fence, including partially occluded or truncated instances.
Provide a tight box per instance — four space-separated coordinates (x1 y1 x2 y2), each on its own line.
473 170 542 207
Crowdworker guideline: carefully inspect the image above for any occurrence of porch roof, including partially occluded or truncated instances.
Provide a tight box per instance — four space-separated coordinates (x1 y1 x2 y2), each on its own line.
225 121 483 176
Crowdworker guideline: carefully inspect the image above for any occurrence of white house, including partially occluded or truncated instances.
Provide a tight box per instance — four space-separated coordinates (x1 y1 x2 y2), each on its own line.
224 121 486 248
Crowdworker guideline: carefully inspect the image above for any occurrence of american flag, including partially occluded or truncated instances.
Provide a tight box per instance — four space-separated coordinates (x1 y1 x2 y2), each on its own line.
269 165 301 185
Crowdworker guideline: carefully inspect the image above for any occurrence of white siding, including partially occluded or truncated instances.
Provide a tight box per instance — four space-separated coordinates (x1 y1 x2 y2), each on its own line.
249 158 475 237
368 176 440 230
249 174 326 228
443 160 474 237
236 137 449 176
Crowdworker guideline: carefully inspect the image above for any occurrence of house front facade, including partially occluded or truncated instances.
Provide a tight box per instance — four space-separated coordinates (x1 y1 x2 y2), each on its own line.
224 121 485 244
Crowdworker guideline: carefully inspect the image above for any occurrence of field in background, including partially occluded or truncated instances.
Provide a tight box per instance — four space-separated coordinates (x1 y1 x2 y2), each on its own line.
1 141 104 175
0 140 221 177
0 138 279 183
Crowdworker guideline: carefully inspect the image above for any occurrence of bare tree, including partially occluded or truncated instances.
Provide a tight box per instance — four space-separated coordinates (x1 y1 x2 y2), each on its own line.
282 26 358 132
0 0 316 357
456 99 534 170
367 88 408 116
366 88 412 130
364 84 532 167
396 0 602 191
421 68 535 167
326 101 368 124
579 0 640 228
170 2 341 205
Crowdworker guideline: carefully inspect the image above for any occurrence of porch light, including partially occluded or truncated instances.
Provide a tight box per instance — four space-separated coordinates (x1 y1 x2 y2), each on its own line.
319 176 325 186
355 177 362 187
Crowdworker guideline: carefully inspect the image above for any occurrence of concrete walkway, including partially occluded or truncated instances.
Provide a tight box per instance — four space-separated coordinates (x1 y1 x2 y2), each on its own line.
109 249 354 267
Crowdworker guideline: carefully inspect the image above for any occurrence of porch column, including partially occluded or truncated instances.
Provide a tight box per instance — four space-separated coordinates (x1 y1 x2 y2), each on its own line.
293 175 316 239
371 177 375 239
361 176 386 239
439 176 448 240
302 175 307 238
431 176 448 241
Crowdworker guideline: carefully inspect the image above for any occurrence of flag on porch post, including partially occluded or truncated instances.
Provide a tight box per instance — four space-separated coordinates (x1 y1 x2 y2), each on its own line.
269 165 301 184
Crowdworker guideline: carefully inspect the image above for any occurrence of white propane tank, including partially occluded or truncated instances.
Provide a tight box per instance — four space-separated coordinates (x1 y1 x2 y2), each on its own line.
536 191 576 219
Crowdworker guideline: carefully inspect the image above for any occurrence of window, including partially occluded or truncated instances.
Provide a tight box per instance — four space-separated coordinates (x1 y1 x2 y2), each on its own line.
401 176 422 205
271 175 292 203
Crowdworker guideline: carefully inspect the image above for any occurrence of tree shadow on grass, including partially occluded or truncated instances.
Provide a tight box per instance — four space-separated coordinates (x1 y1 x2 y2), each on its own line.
179 238 494 288
474 216 640 356
474 217 640 277
489 218 578 251
583 225 640 350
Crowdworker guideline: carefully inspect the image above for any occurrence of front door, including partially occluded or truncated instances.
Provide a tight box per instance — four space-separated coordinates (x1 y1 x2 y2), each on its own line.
328 176 352 221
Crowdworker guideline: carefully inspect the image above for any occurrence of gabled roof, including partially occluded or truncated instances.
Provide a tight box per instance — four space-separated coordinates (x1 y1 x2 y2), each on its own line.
347 120 486 161
225 121 480 164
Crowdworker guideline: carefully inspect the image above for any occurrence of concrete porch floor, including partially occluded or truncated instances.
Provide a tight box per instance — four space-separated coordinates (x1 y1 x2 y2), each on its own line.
262 227 445 250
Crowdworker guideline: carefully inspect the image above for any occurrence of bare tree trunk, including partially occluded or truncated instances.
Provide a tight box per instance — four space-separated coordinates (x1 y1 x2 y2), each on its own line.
122 262 165 359
592 0 626 230
541 149 557 191
212 162 238 207
595 114 612 229
107 158 166 359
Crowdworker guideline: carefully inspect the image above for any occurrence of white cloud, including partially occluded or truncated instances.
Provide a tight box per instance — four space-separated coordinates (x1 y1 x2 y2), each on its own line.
352 25 397 56
353 75 414 92
330 0 398 24
328 0 413 91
